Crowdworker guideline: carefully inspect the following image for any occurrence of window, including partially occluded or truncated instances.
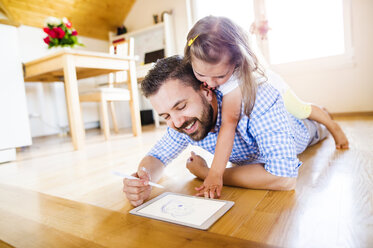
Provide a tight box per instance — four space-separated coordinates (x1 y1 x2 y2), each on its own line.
191 0 353 68
264 0 350 64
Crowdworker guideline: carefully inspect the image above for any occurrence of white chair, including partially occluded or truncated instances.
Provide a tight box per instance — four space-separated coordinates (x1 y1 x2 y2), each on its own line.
79 38 141 140
136 62 161 128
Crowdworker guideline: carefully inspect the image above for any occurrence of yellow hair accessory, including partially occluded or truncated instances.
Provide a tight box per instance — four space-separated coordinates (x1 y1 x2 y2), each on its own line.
188 34 199 47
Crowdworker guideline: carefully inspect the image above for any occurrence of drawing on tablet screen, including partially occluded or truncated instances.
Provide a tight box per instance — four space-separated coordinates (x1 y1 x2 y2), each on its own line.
161 199 194 217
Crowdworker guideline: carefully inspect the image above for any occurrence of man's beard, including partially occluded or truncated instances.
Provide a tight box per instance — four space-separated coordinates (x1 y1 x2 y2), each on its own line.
176 97 214 141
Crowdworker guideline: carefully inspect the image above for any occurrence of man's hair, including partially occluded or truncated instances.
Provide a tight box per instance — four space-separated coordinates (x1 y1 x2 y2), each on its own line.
141 55 202 98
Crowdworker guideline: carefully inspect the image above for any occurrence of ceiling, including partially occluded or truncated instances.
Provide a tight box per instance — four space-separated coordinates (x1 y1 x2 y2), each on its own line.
0 0 136 40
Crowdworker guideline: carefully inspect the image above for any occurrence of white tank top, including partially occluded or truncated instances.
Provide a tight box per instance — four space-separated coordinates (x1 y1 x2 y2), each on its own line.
218 70 289 96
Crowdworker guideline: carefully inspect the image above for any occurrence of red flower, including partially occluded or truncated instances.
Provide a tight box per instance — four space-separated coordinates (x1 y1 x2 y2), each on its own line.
52 27 65 39
42 17 83 48
43 27 51 35
48 29 57 38
43 36 50 44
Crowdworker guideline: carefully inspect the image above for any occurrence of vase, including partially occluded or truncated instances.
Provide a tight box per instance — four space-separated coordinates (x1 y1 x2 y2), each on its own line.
48 46 72 55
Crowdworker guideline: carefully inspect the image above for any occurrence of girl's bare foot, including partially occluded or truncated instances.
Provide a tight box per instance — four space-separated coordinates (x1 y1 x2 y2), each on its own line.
322 107 349 149
186 151 209 180
330 122 349 149
312 105 349 149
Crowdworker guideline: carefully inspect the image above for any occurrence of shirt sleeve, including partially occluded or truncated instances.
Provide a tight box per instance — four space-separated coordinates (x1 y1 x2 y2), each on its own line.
249 84 301 177
147 127 189 166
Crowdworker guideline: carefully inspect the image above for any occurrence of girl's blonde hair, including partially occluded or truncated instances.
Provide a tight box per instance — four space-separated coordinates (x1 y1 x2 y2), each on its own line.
184 16 265 117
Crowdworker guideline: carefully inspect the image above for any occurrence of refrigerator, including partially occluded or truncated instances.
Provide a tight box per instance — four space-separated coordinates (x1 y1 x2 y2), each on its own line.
0 24 32 163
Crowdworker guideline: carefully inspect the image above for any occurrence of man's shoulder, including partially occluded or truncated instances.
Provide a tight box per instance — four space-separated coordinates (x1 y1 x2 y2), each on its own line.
251 83 282 118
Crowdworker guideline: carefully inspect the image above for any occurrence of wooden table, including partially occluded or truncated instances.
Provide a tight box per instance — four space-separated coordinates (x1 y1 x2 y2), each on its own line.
24 50 142 150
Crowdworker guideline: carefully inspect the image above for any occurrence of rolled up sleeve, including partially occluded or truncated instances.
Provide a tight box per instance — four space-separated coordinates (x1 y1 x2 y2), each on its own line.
147 128 189 166
254 131 301 177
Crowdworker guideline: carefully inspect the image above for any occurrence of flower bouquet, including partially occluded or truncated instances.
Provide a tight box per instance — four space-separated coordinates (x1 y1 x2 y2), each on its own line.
43 17 83 49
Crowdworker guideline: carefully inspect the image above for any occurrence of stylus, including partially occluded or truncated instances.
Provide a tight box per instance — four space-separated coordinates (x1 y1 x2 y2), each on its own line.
112 171 165 189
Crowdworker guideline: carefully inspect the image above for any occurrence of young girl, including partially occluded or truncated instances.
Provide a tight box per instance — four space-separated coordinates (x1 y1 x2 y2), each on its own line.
184 16 349 199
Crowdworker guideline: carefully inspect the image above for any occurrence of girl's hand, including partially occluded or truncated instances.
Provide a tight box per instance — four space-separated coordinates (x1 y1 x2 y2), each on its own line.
195 171 223 199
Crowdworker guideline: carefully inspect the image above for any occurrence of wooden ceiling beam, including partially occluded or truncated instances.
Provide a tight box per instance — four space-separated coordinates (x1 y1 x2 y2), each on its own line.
9 0 127 21
0 0 135 40
0 0 20 26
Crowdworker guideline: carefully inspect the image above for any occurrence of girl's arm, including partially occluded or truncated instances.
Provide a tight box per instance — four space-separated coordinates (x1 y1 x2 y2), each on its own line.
222 163 296 191
196 87 242 198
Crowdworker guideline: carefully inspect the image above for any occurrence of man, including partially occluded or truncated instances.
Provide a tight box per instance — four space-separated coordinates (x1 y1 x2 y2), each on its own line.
123 56 327 206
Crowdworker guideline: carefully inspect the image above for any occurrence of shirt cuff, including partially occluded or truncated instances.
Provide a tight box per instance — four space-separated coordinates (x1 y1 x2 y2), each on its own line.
264 158 302 177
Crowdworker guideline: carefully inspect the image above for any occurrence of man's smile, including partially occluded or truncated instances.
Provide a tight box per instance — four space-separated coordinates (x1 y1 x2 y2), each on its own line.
183 119 198 134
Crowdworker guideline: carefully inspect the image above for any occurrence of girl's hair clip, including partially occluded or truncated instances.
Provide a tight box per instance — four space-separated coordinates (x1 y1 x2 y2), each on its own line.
188 34 199 47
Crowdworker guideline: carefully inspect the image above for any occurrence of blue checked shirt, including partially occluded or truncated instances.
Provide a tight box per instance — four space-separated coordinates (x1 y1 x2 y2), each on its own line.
148 83 311 177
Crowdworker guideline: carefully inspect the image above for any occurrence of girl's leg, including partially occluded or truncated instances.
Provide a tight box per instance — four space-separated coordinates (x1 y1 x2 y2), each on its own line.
309 105 349 149
282 88 349 149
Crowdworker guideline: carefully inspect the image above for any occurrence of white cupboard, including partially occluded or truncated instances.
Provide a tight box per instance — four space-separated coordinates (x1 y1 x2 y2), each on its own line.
0 24 32 162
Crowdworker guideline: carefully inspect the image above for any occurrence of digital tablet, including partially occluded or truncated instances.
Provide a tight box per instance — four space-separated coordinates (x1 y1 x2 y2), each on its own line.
129 192 234 230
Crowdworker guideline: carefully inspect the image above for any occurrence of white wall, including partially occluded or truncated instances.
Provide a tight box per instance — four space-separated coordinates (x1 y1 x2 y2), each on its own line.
124 0 373 114
124 0 190 55
18 25 134 137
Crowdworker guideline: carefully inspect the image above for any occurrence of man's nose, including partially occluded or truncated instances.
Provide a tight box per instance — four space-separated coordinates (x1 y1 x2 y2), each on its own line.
171 115 185 129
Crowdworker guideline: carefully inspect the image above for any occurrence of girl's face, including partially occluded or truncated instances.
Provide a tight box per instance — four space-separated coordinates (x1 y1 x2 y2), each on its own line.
191 53 235 89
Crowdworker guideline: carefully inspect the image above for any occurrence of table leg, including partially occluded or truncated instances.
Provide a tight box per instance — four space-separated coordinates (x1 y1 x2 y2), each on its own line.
100 99 110 140
153 111 160 128
128 60 142 136
62 54 85 150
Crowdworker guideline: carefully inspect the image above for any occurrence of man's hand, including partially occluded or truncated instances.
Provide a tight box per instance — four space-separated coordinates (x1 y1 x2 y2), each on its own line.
122 169 152 207
195 171 223 199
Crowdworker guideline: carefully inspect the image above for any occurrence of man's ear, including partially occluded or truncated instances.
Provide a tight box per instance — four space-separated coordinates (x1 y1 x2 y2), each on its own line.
200 85 213 102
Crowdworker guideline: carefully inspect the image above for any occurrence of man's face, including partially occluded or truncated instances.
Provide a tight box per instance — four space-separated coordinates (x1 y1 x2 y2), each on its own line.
149 79 215 141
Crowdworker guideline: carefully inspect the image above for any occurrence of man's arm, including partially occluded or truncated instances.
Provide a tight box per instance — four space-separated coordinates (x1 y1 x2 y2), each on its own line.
223 163 296 191
123 156 165 207
136 156 165 183
124 127 189 206
187 153 295 193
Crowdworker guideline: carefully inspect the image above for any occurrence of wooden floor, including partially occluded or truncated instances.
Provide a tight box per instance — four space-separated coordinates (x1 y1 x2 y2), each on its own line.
0 115 372 247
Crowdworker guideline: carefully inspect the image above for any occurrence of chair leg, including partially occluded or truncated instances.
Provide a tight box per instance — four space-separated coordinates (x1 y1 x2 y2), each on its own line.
100 100 110 140
153 109 160 128
109 101 119 133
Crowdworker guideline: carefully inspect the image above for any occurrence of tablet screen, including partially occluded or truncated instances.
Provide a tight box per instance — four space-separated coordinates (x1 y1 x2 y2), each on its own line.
130 192 234 230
